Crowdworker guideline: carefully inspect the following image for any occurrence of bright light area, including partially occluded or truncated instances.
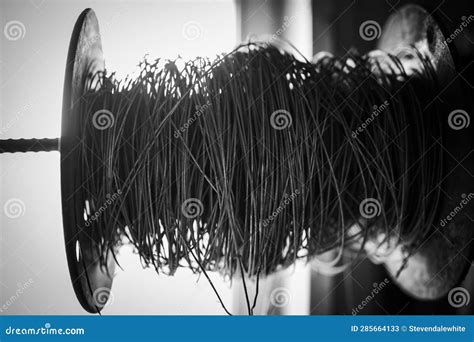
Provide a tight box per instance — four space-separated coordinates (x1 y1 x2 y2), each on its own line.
1 0 237 315
100 1 238 79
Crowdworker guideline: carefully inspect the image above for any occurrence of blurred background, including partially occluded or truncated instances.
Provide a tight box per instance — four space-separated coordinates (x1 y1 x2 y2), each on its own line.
1 0 473 315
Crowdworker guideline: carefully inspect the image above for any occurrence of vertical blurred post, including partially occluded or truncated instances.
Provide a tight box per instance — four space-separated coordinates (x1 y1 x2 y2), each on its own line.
233 0 312 315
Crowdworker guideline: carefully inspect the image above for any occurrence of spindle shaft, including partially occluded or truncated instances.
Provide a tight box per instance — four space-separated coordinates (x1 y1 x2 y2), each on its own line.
0 138 59 153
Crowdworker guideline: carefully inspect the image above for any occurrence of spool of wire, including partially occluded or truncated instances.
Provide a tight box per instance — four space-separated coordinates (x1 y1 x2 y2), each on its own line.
1 5 472 314
81 41 442 282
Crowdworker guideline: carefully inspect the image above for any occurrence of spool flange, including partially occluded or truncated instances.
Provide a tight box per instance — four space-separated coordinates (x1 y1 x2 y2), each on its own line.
378 5 474 300
61 8 115 313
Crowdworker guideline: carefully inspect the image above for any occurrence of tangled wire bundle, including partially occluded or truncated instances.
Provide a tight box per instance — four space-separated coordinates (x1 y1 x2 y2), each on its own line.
78 42 444 285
